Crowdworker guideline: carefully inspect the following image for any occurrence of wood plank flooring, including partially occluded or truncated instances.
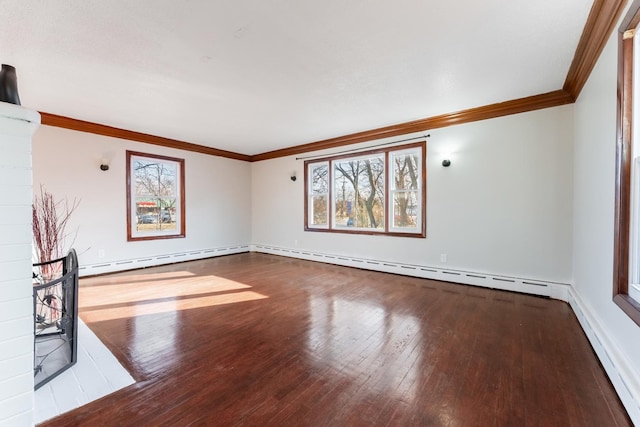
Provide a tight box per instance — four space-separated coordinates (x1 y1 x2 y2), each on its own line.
40 253 631 426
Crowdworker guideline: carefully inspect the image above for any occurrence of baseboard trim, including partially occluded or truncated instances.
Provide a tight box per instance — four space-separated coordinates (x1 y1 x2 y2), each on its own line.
77 244 639 423
250 244 570 300
568 289 640 426
78 244 250 277
250 244 639 424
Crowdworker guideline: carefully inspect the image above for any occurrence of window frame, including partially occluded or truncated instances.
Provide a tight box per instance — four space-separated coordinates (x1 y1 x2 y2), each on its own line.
126 150 186 242
613 0 640 326
307 161 330 230
304 141 426 238
388 146 424 234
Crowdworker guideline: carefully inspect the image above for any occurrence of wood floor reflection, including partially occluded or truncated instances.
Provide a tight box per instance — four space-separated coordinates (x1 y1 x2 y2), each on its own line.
40 253 631 426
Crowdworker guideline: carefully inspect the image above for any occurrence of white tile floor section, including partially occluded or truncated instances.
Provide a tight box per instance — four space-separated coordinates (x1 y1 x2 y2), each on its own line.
34 319 135 424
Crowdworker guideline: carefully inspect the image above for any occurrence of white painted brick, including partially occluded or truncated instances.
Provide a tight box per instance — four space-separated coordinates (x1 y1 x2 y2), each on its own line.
0 206 31 225
0 113 38 137
0 279 32 302
0 316 32 343
0 244 31 264
0 297 33 326
0 169 33 186
0 334 33 362
0 297 32 324
0 149 31 169
0 224 31 245
0 351 33 383
0 124 33 141
0 259 31 282
33 383 57 425
0 391 34 423
0 372 32 402
0 106 39 426
0 185 32 206
48 371 88 415
1 410 33 427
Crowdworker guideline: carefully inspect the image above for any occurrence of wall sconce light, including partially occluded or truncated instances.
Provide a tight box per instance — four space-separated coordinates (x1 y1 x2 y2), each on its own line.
290 172 297 182
442 159 451 167
100 159 110 171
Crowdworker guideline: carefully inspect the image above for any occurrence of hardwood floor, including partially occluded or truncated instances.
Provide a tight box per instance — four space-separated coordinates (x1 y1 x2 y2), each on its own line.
40 253 631 426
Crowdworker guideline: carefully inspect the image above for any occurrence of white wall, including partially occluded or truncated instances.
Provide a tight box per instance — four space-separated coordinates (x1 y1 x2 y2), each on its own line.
252 105 574 284
32 126 252 275
572 15 640 422
0 104 39 426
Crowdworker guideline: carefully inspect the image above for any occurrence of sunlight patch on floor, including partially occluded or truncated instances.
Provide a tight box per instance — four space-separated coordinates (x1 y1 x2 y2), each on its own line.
81 275 252 307
81 291 268 322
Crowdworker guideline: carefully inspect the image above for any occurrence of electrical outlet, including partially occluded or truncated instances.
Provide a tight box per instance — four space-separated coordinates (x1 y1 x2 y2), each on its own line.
440 253 447 263
98 249 105 258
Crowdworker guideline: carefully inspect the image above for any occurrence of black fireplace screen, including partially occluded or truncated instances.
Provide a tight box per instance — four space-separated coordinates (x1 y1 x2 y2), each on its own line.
33 249 79 390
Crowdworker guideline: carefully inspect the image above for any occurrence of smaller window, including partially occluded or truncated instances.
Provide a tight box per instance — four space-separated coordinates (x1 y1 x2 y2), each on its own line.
389 148 422 233
308 162 329 228
304 141 426 237
126 151 185 241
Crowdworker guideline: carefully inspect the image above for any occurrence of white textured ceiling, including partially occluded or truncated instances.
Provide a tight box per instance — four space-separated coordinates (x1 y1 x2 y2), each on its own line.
2 0 592 155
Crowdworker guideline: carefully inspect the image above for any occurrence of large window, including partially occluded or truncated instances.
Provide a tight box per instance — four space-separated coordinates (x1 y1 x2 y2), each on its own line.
126 151 185 241
614 2 640 326
305 142 426 237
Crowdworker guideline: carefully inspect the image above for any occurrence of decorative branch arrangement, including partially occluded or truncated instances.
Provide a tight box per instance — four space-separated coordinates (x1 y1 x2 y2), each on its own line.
32 186 80 280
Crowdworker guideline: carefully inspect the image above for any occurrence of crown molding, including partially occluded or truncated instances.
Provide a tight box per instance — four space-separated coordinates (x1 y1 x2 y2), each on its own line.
250 90 574 162
563 0 628 99
39 112 251 162
254 0 628 162
39 0 624 163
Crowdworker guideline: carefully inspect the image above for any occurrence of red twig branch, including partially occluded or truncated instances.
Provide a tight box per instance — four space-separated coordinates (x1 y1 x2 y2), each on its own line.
32 186 80 278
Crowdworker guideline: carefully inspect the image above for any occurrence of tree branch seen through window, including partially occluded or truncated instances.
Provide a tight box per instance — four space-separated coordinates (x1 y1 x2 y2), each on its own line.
126 151 185 241
305 141 426 237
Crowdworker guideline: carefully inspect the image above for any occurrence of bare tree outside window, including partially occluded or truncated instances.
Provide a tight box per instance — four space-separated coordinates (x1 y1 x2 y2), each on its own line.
126 151 185 241
309 163 329 226
391 152 419 228
304 141 425 237
334 156 384 229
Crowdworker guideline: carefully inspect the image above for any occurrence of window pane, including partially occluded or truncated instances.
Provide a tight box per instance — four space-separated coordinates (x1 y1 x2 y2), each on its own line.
393 191 418 228
334 156 384 229
135 159 176 196
135 197 177 232
127 151 185 241
311 164 328 194
134 159 178 233
631 284 640 303
311 195 328 225
309 164 329 227
393 153 419 190
304 141 425 237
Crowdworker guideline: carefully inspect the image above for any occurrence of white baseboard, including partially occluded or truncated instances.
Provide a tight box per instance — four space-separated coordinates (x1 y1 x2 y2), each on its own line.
250 244 570 300
568 289 640 426
78 244 250 277
77 243 640 424
251 243 639 425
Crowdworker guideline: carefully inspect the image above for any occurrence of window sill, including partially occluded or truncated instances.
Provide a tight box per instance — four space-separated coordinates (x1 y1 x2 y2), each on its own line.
613 293 640 327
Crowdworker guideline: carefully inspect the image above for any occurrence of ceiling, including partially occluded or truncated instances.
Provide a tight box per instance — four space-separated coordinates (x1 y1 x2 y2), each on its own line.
3 0 594 156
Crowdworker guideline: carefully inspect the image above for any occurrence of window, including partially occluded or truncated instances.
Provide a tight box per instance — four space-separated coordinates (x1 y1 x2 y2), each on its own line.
614 3 640 326
304 141 426 237
126 151 185 241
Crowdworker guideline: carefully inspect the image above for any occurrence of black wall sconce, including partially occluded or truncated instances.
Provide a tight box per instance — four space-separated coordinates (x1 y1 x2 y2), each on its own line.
100 158 110 171
290 172 297 182
442 159 451 167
